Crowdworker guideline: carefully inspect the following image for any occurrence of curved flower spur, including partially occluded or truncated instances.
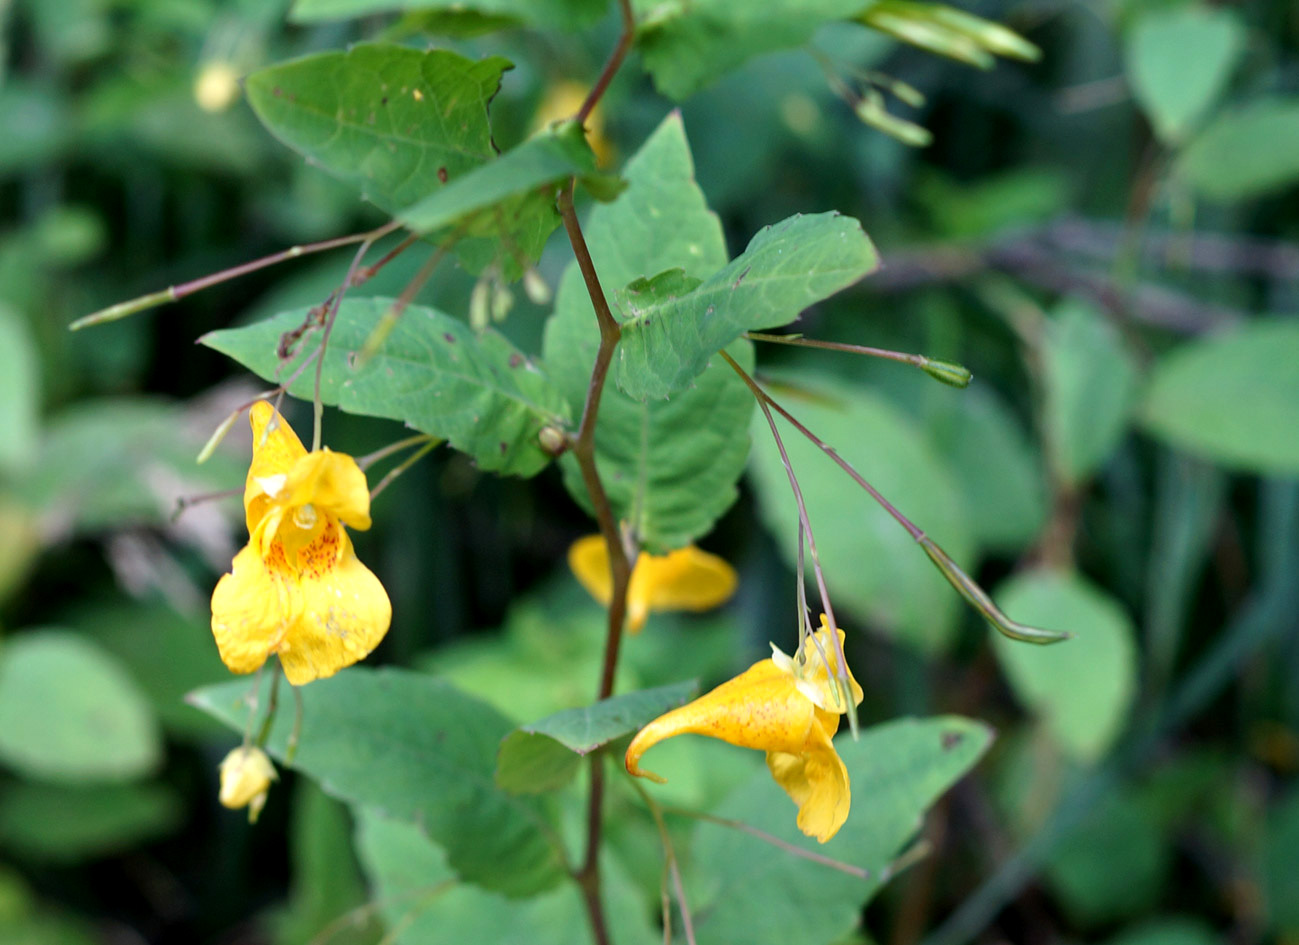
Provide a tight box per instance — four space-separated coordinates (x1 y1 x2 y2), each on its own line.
210 401 392 686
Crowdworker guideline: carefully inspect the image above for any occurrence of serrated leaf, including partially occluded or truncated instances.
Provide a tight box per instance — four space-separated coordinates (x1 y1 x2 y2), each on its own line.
0 630 161 783
189 669 566 897
1140 319 1299 475
1126 6 1245 144
748 373 974 651
1042 299 1139 485
684 716 992 945
633 0 868 100
615 212 879 400
245 45 508 213
1177 98 1299 202
992 570 1138 762
290 0 607 30
496 681 697 794
541 113 755 551
354 811 658 945
202 298 569 477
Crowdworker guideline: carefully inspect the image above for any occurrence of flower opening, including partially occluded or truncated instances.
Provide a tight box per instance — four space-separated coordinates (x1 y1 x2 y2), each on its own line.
210 402 391 686
625 616 862 843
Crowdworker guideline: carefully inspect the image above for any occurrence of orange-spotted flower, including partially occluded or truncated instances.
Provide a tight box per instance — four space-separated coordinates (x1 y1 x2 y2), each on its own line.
626 616 863 843
210 402 391 686
568 535 737 633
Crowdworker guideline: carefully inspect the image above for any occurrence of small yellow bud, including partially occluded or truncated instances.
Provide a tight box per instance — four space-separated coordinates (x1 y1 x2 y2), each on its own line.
218 745 277 823
194 61 241 114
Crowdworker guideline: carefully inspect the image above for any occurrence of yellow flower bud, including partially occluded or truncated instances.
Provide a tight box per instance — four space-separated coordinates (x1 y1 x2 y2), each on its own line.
218 745 277 823
194 61 242 114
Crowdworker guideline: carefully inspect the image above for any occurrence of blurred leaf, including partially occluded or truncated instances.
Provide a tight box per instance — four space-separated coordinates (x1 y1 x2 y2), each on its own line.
917 168 1070 239
632 0 866 100
924 384 1047 553
190 668 567 897
1140 319 1299 475
1263 788 1299 935
685 716 992 945
397 121 621 280
290 0 607 29
0 781 181 862
496 681 697 794
1101 918 1222 945
0 305 40 477
0 630 162 782
0 81 72 172
0 500 40 608
271 780 379 945
748 373 974 651
79 601 230 740
542 115 756 551
1045 787 1171 925
1042 299 1139 485
1125 6 1244 144
1178 98 1299 201
615 211 879 400
992 570 1138 762
202 298 570 478
22 399 241 533
354 810 658 945
245 45 508 212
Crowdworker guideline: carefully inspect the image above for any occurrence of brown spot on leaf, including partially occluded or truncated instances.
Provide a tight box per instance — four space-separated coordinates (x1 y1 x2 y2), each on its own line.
508 353 524 368
443 333 456 344
941 731 964 751
437 167 449 184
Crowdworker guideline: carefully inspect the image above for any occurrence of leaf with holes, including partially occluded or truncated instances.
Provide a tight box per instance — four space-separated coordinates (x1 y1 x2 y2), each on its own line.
202 298 570 477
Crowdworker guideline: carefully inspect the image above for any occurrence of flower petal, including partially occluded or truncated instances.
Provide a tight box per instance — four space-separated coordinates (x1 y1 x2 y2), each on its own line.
245 402 307 535
281 450 372 531
210 543 290 675
625 658 815 781
635 545 737 615
278 524 391 686
765 718 851 843
568 534 613 606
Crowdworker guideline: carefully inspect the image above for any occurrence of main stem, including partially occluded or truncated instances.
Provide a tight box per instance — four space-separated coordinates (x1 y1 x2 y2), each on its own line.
559 182 632 945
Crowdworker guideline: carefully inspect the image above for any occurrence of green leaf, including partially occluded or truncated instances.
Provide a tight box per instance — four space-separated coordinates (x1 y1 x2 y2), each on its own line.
748 373 974 651
615 211 879 400
396 122 620 279
632 0 868 100
541 113 755 550
1101 919 1222 945
684 716 992 945
1125 6 1245 144
0 781 181 863
290 0 607 30
271 781 378 945
202 298 570 478
245 45 508 214
1042 299 1139 485
496 681 697 794
0 630 161 783
189 669 566 897
1177 97 1299 201
1140 319 1299 475
1263 788 1299 934
0 305 40 477
354 810 658 945
992 570 1138 762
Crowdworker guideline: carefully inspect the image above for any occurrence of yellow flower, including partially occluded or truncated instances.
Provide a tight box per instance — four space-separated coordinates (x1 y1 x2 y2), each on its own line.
533 79 613 166
626 616 863 843
218 745 276 823
568 535 737 633
210 402 391 686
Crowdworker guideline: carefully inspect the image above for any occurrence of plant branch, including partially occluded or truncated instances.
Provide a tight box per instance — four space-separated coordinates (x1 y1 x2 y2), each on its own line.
745 332 971 388
665 806 871 879
577 0 636 125
632 782 698 945
369 440 440 501
558 180 633 945
70 228 398 330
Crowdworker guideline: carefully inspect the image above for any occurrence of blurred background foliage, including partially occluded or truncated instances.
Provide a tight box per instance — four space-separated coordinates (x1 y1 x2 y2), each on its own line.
0 0 1297 943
